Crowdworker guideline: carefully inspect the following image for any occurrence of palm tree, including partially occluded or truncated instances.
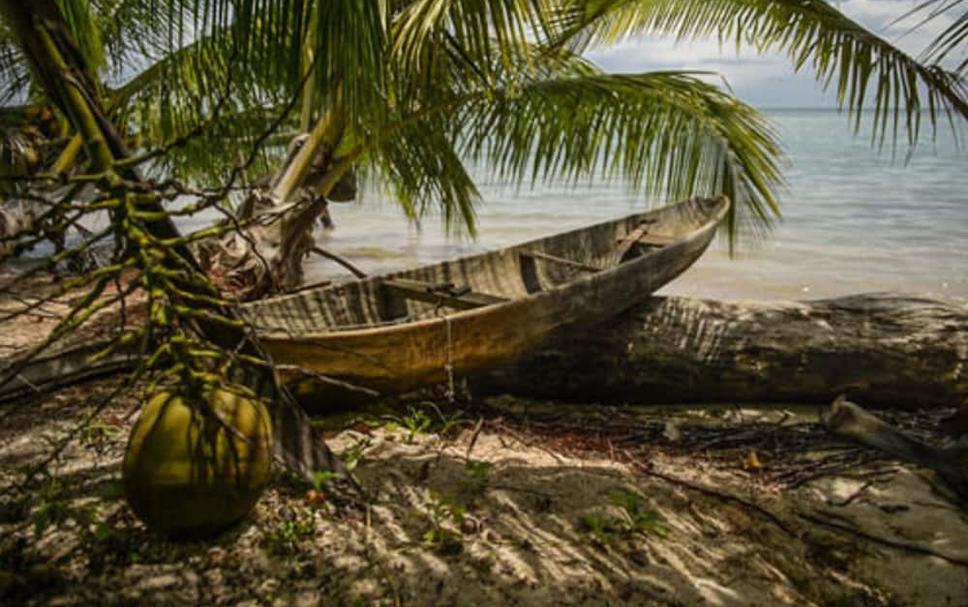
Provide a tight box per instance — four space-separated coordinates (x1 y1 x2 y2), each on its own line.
0 1 964 483
3 1 964 297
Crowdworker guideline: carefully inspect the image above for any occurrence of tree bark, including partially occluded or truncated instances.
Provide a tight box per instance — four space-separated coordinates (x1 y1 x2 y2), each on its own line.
0 0 345 481
823 396 967 498
199 105 355 300
476 293 967 408
0 202 37 258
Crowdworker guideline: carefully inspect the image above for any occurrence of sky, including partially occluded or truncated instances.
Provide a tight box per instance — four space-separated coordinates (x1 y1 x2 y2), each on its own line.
585 0 962 108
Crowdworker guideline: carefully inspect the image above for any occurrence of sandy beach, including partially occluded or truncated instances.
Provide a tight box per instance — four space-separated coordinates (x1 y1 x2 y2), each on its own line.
1 359 966 606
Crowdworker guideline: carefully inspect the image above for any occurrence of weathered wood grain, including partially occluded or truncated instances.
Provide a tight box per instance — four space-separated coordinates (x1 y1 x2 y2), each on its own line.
477 293 967 408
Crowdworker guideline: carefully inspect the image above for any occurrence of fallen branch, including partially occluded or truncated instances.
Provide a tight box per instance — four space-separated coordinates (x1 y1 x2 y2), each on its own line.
823 396 967 499
621 450 796 535
797 509 968 567
311 246 367 279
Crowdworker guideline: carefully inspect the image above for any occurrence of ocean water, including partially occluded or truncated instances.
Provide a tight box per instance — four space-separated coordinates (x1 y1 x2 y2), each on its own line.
307 110 968 302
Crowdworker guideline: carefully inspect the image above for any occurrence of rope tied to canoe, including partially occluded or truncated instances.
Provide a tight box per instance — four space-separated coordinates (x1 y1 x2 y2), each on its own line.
444 314 455 403
433 300 456 404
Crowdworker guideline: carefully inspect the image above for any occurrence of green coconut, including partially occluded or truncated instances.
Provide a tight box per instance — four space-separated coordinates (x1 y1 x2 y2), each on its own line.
122 387 273 538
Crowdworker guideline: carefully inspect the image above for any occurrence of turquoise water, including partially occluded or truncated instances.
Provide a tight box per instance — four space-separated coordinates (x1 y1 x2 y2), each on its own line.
308 110 968 302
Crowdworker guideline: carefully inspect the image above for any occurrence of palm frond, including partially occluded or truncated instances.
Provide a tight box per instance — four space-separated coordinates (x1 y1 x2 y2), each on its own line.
368 121 481 235
0 1 109 104
106 16 308 184
309 0 388 119
137 1 391 136
353 39 782 239
55 0 107 73
896 0 967 73
147 104 295 185
0 38 29 105
353 28 781 241
365 35 604 235
92 0 200 78
392 0 560 87
557 0 968 146
456 69 783 243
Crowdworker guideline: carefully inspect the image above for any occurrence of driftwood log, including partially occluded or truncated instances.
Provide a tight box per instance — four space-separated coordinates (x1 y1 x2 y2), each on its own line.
824 396 967 499
477 293 967 408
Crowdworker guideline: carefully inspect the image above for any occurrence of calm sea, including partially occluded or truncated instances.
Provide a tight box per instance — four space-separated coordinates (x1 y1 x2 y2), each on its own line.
307 110 968 302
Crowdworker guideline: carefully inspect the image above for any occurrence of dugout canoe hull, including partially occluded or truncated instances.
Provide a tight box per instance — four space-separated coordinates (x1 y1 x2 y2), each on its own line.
242 196 730 404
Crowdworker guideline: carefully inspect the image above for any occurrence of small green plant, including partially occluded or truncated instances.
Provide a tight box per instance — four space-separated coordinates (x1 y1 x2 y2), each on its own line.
579 489 669 544
384 401 470 444
460 459 493 500
343 436 372 472
312 470 338 492
609 490 669 537
304 470 338 508
401 407 432 444
578 512 623 542
264 514 316 557
414 492 465 555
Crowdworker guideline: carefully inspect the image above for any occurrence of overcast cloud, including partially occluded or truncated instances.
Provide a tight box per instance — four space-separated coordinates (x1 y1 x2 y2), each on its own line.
585 0 961 108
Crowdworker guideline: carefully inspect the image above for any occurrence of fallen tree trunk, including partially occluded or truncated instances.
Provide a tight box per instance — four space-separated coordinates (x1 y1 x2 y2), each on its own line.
477 293 967 408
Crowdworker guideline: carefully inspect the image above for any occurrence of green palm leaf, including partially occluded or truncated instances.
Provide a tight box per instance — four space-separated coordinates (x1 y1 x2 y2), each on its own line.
457 69 782 244
392 0 560 85
556 0 968 145
369 121 481 235
897 0 967 73
350 36 781 240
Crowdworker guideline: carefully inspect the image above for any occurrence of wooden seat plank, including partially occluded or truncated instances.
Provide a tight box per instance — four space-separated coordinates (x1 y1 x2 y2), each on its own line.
616 220 676 260
383 278 507 310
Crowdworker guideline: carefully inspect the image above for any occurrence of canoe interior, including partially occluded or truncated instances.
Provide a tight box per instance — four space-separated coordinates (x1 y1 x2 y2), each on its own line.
242 196 726 336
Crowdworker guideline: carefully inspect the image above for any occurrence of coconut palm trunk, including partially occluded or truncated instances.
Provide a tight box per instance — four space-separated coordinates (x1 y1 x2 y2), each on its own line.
0 0 344 480
199 101 353 298
0 2 190 255
196 5 358 300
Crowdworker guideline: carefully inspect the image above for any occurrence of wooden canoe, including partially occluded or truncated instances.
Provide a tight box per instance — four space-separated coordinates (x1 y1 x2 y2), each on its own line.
241 196 730 401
